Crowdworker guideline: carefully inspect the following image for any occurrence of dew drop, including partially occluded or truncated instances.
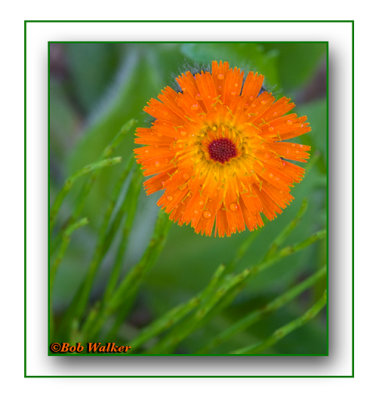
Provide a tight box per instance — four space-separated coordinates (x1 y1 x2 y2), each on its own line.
231 91 236 96
194 210 199 215
195 93 201 100
268 126 274 132
155 161 160 167
167 195 173 201
203 210 212 219
217 73 224 80
182 173 189 180
229 203 238 212
180 130 187 136
199 200 204 207
261 100 267 105
191 103 199 110
287 120 293 125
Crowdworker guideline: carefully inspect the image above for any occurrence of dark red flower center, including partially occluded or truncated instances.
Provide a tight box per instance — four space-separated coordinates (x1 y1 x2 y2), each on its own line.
208 138 237 164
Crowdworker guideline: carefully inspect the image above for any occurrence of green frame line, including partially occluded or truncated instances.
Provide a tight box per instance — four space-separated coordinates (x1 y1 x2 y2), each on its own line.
24 19 353 378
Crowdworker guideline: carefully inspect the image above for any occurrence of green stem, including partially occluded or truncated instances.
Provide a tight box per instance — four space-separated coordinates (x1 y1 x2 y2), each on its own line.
130 264 226 351
198 266 326 354
231 290 327 354
263 198 308 262
103 171 142 303
50 217 89 290
80 170 142 340
148 229 326 354
192 200 310 340
85 211 171 340
102 119 137 158
109 211 171 311
57 158 135 337
56 119 137 234
50 157 121 232
226 230 260 273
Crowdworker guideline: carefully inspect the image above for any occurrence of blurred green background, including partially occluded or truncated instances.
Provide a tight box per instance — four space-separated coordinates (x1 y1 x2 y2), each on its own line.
50 42 327 354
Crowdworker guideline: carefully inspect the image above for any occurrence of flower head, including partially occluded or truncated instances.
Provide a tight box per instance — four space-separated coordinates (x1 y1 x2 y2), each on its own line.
134 61 311 237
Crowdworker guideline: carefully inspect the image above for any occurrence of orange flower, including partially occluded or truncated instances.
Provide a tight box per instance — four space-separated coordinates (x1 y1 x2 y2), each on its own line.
134 61 311 237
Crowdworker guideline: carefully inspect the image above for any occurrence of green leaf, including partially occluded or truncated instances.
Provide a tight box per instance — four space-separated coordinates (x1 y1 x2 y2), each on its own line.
181 43 280 91
296 98 328 170
65 43 124 112
261 43 326 93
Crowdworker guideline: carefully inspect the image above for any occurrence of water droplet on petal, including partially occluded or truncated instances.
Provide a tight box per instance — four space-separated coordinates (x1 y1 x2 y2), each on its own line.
191 103 199 110
167 195 173 201
268 126 274 132
155 161 160 167
203 210 212 219
199 200 204 207
229 203 238 212
180 130 187 136
287 120 293 125
217 73 224 80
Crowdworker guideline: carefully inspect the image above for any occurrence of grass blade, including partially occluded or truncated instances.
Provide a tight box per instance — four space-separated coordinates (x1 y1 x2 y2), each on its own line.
83 210 171 341
231 290 327 354
130 264 226 351
50 217 89 290
198 265 326 353
50 157 121 231
56 157 135 338
147 229 326 354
